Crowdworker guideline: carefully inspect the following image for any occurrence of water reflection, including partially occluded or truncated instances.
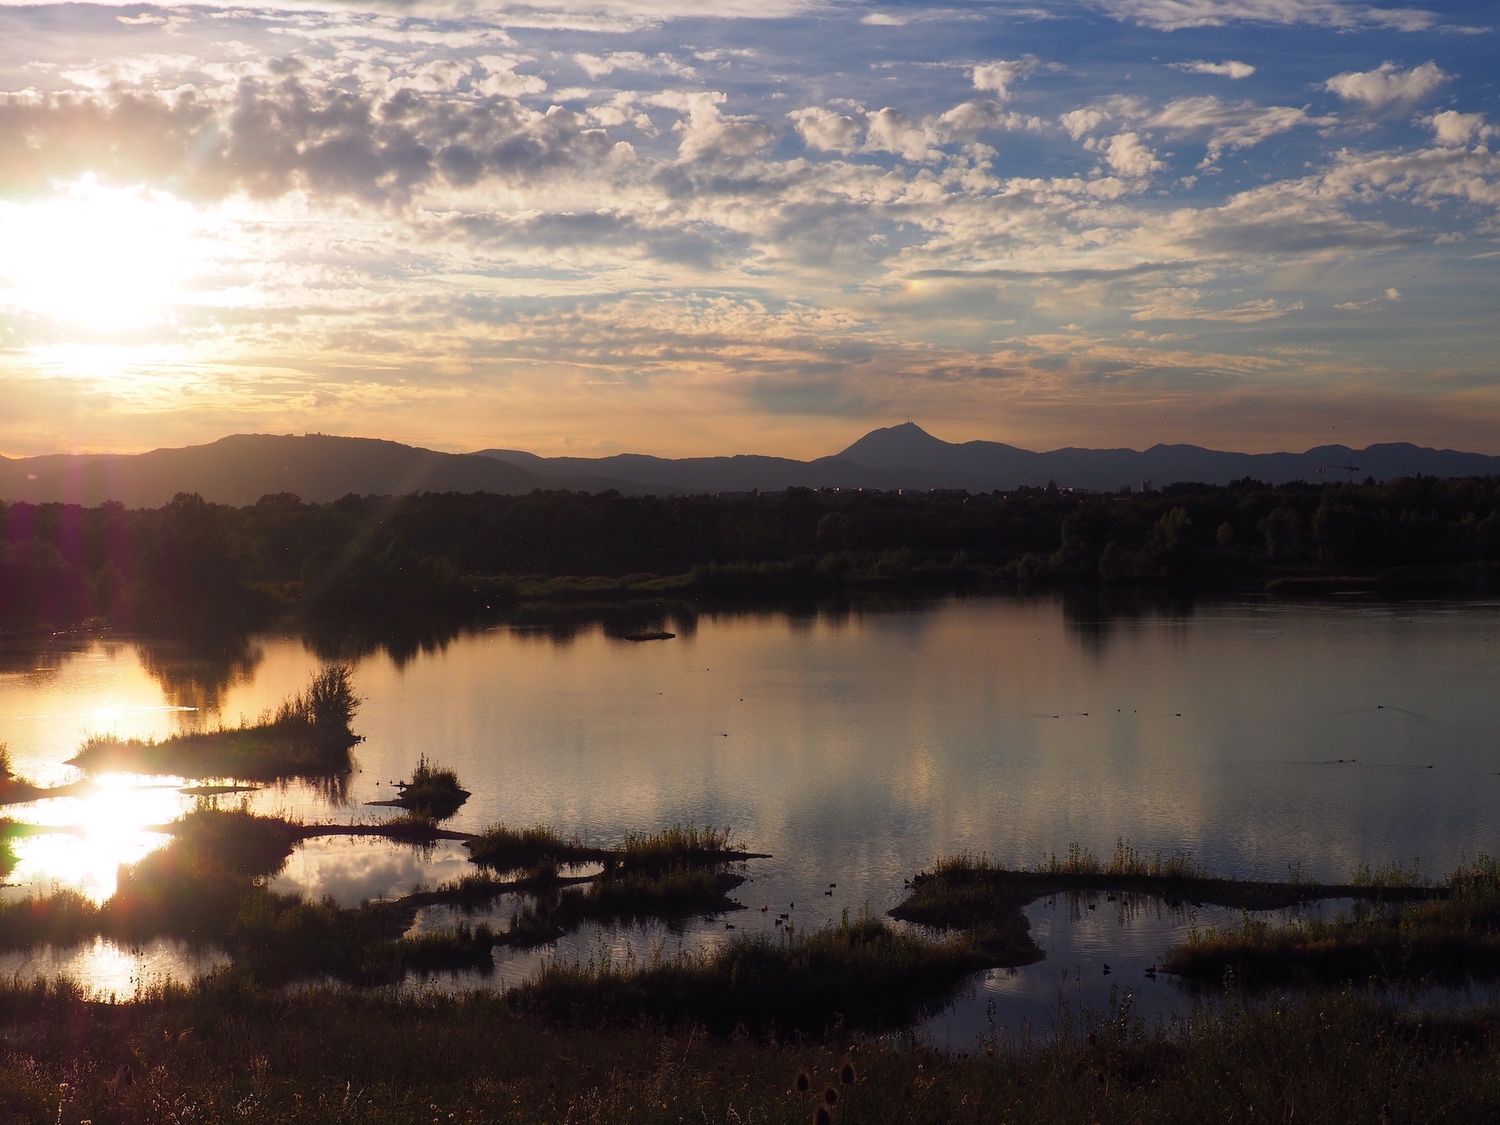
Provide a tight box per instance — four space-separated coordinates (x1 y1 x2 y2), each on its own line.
270 837 474 908
135 633 263 721
0 594 1497 1015
0 937 228 999
6 774 182 901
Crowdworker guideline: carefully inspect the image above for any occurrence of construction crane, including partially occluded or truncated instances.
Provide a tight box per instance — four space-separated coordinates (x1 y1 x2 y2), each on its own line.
1317 463 1361 483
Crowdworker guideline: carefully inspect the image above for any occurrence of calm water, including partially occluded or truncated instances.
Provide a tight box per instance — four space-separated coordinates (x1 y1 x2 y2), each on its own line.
2 593 1498 1032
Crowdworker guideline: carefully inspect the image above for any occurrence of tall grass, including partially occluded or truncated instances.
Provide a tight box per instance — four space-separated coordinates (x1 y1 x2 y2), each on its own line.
466 824 606 873
1040 838 1206 879
70 665 361 780
1165 852 1500 987
618 824 738 869
509 914 984 1034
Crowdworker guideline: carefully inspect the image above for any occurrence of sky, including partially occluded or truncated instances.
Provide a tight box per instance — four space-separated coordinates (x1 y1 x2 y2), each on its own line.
0 0 1497 460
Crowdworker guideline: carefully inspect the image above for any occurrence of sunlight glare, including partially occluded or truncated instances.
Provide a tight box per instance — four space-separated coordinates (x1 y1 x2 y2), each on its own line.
7 774 181 903
0 175 214 333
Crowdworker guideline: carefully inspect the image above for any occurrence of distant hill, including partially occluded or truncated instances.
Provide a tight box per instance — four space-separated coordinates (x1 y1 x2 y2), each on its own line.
479 422 1500 493
3 425 1498 508
0 434 641 508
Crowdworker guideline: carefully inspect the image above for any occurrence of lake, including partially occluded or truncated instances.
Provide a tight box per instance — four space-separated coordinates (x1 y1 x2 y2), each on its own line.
2 591 1498 1037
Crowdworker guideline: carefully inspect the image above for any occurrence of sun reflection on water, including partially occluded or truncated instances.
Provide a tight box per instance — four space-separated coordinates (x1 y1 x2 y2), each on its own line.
7 774 185 903
0 938 230 1001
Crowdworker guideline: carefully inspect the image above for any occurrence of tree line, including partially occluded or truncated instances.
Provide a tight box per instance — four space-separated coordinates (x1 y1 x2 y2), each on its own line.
2 476 1498 632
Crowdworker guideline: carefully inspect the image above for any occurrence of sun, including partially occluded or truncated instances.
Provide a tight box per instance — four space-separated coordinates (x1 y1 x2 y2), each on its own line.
0 175 212 334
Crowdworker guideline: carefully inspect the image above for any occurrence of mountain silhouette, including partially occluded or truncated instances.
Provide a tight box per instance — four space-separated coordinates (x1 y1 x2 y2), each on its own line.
3 426 1497 507
0 433 640 508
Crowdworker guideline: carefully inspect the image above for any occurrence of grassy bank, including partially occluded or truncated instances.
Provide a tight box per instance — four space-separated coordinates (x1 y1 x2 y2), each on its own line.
892 845 1442 931
466 822 756 875
67 665 362 780
0 978 1497 1123
509 915 988 1035
891 847 1500 992
1166 854 1500 988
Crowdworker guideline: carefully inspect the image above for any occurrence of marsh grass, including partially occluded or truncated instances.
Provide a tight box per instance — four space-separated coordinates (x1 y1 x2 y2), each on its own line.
68 665 361 780
466 824 609 873
1042 838 1207 880
509 914 985 1034
470 822 749 876
617 824 745 870
1167 853 1500 987
384 754 469 819
0 978 1497 1124
507 865 746 946
398 921 497 974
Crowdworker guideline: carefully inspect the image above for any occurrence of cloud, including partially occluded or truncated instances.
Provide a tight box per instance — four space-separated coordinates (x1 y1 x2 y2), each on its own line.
665 91 774 162
1101 132 1163 179
573 51 697 80
971 56 1039 101
0 79 630 204
1131 287 1305 322
788 106 862 153
1430 109 1497 147
788 98 1039 162
1091 1 1439 32
1060 108 1109 140
1148 96 1327 165
1325 61 1448 108
1170 59 1256 80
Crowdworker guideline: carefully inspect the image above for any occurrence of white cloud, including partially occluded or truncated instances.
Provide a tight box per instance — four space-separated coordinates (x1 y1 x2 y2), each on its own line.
788 106 862 153
1325 61 1448 109
1091 1 1439 33
971 56 1039 101
1430 109 1496 147
1385 287 1401 300
1060 108 1109 140
668 91 773 162
1148 96 1326 166
1170 59 1256 80
1101 132 1164 179
865 106 940 162
573 51 696 80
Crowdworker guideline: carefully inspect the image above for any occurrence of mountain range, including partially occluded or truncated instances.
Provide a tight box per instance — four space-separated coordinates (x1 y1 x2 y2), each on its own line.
2 424 1497 508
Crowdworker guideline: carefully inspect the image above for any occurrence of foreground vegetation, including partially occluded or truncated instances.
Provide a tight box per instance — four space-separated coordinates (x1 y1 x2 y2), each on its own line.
67 665 361 780
0 978 1497 1123
1167 854 1500 988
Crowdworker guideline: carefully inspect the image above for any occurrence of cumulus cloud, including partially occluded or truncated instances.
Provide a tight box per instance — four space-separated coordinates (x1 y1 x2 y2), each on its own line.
788 98 1039 162
0 78 629 204
788 106 862 153
1060 107 1110 140
1100 132 1164 179
971 56 1039 100
573 51 697 80
1430 109 1496 147
664 91 774 162
1325 61 1448 108
1170 59 1256 80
